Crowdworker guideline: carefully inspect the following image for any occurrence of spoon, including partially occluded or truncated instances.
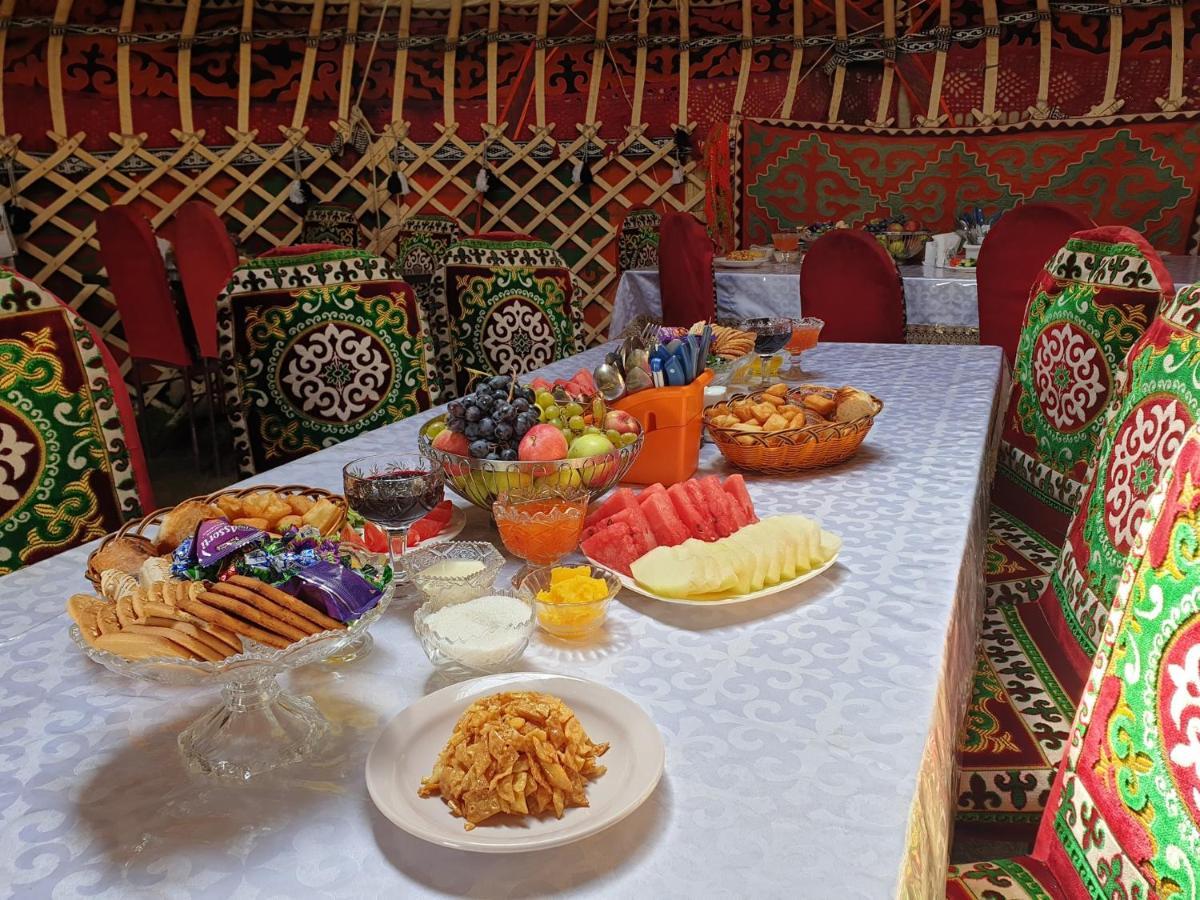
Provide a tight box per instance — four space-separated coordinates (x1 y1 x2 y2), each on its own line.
606 351 625 377
593 361 626 402
623 365 653 394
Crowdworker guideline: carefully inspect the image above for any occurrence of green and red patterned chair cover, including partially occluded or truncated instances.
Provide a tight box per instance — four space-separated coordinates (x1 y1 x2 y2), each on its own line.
948 419 1200 899
617 206 661 271
958 285 1200 834
0 269 153 574
216 246 433 475
301 203 359 248
984 227 1170 610
434 232 580 399
394 213 461 404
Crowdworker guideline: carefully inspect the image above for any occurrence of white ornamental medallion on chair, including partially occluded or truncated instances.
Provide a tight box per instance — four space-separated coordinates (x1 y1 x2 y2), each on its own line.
1104 395 1192 554
1032 321 1109 433
481 298 556 375
278 322 394 424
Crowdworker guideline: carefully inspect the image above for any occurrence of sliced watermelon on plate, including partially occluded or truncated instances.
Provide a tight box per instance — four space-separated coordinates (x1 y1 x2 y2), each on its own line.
668 482 718 542
722 473 758 524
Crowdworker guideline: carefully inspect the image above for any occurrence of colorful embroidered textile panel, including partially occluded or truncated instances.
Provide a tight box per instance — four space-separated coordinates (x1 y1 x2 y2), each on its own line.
436 235 579 398
216 249 432 475
996 228 1169 540
300 204 359 248
740 118 1200 254
0 270 149 574
394 214 462 404
617 207 661 272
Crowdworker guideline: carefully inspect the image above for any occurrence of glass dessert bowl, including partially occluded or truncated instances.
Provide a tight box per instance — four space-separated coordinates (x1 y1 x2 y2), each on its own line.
401 540 505 605
413 589 535 676
492 486 589 573
517 560 621 641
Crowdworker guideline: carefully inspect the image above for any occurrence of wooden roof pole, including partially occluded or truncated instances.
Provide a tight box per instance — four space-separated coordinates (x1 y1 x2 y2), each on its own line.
177 0 201 133
1088 0 1125 116
677 0 690 126
630 0 650 128
1027 0 1052 119
442 0 463 126
585 0 610 125
971 0 1001 124
867 0 896 127
47 0 75 136
826 0 847 124
236 0 253 132
781 0 805 120
917 0 949 127
115 0 137 134
730 0 753 123
1156 0 1188 111
0 0 14 134
391 0 412 124
533 0 550 127
486 0 500 124
338 0 361 124
291 0 326 130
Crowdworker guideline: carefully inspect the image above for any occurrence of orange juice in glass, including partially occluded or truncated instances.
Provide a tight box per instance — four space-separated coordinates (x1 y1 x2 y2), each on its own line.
772 232 801 263
786 317 824 376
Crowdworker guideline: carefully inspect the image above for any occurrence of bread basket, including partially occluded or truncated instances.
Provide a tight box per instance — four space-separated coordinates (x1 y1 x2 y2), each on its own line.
704 386 883 475
85 484 348 589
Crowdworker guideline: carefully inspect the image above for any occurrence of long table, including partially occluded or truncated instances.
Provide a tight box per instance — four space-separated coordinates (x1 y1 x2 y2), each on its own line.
611 255 1200 342
0 342 1004 898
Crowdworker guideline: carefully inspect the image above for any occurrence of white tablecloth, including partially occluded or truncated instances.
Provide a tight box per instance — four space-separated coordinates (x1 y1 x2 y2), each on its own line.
610 255 1200 338
0 342 1004 899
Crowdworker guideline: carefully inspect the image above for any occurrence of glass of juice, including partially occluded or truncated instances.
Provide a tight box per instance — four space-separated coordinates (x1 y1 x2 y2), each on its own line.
772 232 801 263
785 317 824 378
740 317 793 387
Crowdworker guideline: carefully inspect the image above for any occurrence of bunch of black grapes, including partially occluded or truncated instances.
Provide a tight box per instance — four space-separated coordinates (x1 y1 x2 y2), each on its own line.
445 375 540 461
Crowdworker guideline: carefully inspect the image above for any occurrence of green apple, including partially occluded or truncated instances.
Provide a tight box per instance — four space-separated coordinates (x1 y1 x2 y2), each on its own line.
568 433 615 458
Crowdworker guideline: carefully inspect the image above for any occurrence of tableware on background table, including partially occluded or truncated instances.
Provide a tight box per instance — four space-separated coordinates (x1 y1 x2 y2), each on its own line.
402 541 505 605
785 317 824 377
517 559 620 640
365 671 665 852
739 317 793 387
713 253 768 269
493 486 589 578
413 589 535 676
771 231 800 263
593 359 626 401
419 418 643 513
704 385 883 474
72 576 395 780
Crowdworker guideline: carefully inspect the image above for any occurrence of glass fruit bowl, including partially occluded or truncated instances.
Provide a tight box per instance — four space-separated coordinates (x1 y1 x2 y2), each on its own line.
493 486 589 567
69 577 394 781
401 540 505 604
413 589 535 676
517 561 621 641
418 416 644 513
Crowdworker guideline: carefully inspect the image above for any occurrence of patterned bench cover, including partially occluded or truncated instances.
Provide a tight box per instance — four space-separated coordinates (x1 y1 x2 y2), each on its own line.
394 213 461 404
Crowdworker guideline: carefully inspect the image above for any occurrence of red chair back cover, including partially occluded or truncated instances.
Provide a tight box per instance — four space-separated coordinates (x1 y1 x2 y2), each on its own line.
1031 420 1200 897
977 203 1093 365
172 201 238 360
995 226 1172 542
657 212 714 327
0 269 154 573
800 229 905 342
96 205 192 368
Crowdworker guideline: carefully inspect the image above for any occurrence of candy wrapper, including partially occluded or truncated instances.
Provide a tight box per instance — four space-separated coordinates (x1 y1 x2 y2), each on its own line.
235 526 340 583
281 561 382 623
171 519 267 580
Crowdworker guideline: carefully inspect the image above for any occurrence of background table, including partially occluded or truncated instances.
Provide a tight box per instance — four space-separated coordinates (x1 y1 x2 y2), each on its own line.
611 255 1200 343
0 342 1004 899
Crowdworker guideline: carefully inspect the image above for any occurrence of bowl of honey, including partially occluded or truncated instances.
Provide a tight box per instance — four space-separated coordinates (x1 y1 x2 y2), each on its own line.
492 486 588 569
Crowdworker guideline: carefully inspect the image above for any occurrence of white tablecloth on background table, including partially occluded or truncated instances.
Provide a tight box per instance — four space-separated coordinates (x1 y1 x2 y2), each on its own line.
610 255 1200 338
0 342 1005 899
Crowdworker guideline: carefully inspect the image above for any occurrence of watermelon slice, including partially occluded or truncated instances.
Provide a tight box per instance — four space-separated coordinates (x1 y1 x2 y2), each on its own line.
683 480 722 536
723 474 758 524
637 483 668 506
581 521 642 575
581 504 657 550
570 369 596 396
585 487 638 530
698 476 740 537
668 482 718 542
639 491 691 547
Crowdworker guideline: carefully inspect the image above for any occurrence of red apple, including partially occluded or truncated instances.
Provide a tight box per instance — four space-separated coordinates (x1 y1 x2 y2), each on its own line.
603 409 640 435
432 428 470 456
904 220 920 233
518 423 569 462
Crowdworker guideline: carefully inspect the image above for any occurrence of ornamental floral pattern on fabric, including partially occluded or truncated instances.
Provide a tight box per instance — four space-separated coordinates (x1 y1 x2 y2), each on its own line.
394 215 461 404
617 208 661 272
0 273 143 574
216 250 432 475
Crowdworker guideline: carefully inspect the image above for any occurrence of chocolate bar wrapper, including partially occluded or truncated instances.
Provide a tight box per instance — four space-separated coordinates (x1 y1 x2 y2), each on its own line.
281 560 382 622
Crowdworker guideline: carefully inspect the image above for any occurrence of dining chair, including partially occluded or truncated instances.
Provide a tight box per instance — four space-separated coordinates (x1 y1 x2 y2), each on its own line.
955 282 1200 837
800 229 905 342
0 269 154 574
657 211 714 327
96 204 204 467
394 213 461 403
977 202 1094 365
432 231 579 399
171 201 241 472
617 206 661 272
301 202 359 247
948 418 1200 897
216 245 432 475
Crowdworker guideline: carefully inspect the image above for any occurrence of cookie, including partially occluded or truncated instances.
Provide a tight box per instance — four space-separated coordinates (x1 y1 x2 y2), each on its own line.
99 569 139 605
196 590 309 643
90 535 157 577
67 594 105 647
94 631 194 661
207 581 321 637
179 596 290 649
122 624 223 662
226 575 344 632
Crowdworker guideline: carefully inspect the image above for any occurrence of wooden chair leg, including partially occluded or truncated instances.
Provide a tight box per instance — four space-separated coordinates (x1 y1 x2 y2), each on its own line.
181 365 201 469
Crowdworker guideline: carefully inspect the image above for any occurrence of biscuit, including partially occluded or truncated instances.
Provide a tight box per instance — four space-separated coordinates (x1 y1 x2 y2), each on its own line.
225 575 343 632
179 596 291 649
67 594 105 647
94 631 194 661
196 590 309 642
206 581 321 636
115 593 138 628
122 624 223 662
99 569 139 605
156 500 223 553
90 535 157 577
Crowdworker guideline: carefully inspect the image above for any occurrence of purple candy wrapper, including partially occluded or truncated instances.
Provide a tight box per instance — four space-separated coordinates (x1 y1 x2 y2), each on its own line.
281 560 381 623
194 519 266 566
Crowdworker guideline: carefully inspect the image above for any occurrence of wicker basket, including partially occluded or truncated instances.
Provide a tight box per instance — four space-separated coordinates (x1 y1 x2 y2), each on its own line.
704 387 883 475
85 484 348 589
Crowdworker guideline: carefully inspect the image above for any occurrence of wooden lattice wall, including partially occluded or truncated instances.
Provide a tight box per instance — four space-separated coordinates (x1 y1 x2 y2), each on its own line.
2 0 1198 358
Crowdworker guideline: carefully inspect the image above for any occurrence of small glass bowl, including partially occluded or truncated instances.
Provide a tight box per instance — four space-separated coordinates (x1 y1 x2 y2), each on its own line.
413 589 535 675
492 486 589 566
517 561 621 641
401 541 505 604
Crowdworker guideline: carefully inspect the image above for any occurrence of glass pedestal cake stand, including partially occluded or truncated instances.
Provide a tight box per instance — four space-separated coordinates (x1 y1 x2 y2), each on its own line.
70 582 394 781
